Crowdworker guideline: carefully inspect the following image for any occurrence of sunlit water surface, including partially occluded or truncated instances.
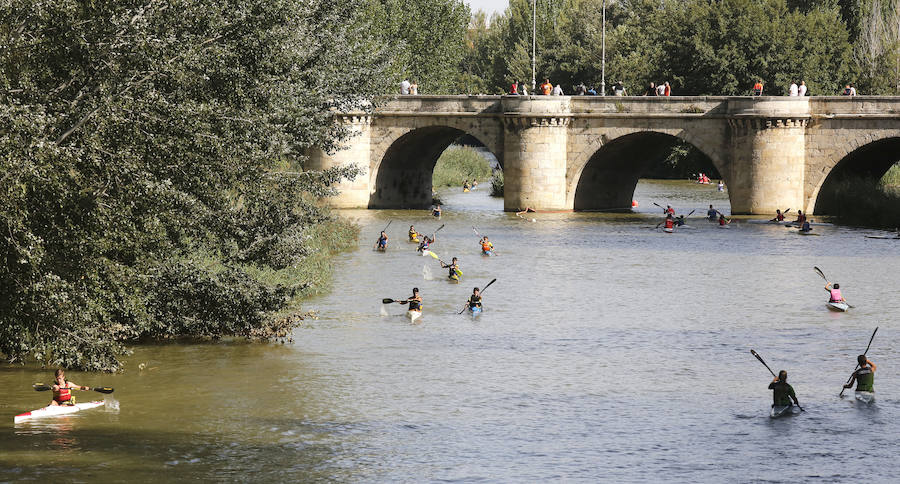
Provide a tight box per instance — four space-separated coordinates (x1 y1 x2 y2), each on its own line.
2 180 899 482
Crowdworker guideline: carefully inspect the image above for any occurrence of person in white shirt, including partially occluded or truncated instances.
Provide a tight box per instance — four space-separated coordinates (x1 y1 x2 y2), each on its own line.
798 80 807 96
552 84 563 95
400 79 410 95
789 81 798 96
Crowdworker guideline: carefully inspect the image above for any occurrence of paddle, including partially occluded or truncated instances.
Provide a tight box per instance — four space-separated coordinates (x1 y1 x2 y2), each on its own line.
458 278 497 314
839 326 878 397
381 220 392 232
473 226 481 238
653 202 668 214
381 298 409 305
815 266 855 308
433 224 445 234
750 350 804 412
33 384 114 394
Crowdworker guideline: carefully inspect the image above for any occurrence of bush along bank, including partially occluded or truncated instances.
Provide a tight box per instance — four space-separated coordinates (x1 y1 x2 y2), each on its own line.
823 177 900 229
433 146 493 188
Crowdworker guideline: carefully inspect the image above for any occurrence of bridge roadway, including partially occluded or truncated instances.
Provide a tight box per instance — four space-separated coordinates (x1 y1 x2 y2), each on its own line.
308 95 900 214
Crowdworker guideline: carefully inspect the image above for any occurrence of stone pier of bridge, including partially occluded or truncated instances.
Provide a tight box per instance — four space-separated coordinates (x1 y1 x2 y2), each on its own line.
307 96 900 215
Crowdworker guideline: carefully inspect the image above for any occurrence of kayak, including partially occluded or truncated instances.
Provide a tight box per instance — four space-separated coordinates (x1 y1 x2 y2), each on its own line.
748 219 790 224
826 301 849 312
468 306 483 317
463 188 470 193
407 310 422 323
421 249 433 257
15 400 105 423
865 235 900 240
798 230 820 236
784 222 833 227
482 250 493 256
409 236 419 243
663 227 674 233
718 224 730 229
855 391 875 404
770 404 798 418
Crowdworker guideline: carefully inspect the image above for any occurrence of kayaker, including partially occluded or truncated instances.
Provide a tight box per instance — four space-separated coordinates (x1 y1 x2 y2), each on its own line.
441 257 463 283
768 370 801 409
843 355 876 393
480 236 494 255
718 213 730 226
417 234 434 253
707 205 717 221
799 220 812 233
717 180 725 192
51 369 91 406
665 204 675 216
374 231 388 250
408 225 419 242
407 288 423 313
432 204 442 218
463 179 470 191
825 282 844 303
793 210 806 225
674 215 687 227
770 209 785 222
467 287 483 311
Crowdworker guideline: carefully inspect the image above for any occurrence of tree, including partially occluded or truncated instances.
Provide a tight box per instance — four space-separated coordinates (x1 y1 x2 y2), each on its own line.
0 0 393 371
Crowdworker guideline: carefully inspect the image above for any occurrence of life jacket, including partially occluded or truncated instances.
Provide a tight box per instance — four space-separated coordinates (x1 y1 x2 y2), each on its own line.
481 241 493 252
664 219 675 229
666 208 675 215
419 240 430 251
829 289 842 302
54 384 73 405
408 298 421 311
776 213 784 221
448 265 461 280
409 230 418 240
510 83 518 94
468 295 482 308
855 367 874 392
377 236 387 246
432 209 440 217
719 217 726 226
707 209 717 219
797 214 806 223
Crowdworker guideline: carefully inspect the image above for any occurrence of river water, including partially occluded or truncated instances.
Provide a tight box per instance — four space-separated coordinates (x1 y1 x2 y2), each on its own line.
2 180 899 482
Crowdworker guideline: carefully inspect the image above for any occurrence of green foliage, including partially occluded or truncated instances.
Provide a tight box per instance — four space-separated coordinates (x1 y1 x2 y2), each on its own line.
363 0 471 94
882 163 900 186
490 171 504 197
824 177 900 228
0 0 387 371
432 146 493 187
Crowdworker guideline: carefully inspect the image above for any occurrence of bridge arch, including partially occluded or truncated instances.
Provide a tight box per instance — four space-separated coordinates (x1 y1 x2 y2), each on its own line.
566 128 729 210
810 136 900 215
368 122 503 209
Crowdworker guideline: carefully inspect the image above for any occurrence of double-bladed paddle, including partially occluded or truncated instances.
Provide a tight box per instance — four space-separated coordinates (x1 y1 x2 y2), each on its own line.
814 266 855 308
381 298 409 305
839 326 878 397
33 384 114 394
457 278 497 314
382 220 392 232
750 350 804 412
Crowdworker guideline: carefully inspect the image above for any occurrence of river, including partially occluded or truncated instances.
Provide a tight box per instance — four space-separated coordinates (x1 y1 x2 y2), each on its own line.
2 180 899 482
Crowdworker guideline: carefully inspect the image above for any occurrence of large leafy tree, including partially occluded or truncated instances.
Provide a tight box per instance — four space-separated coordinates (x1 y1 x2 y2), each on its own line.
0 0 394 370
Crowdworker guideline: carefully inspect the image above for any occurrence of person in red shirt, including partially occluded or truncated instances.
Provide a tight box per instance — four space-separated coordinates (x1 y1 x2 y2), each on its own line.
510 81 518 94
51 369 91 406
753 80 764 96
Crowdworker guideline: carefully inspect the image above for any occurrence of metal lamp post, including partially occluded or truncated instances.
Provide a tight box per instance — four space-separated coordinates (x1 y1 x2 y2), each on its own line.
601 0 606 96
532 0 536 92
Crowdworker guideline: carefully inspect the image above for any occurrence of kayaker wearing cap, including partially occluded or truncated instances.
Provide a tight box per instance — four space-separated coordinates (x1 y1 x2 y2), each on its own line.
771 209 785 222
467 287 483 310
407 288 422 312
843 355 876 392
441 257 463 283
374 231 388 250
768 370 801 409
825 282 844 303
408 225 419 243
480 236 493 255
51 369 91 406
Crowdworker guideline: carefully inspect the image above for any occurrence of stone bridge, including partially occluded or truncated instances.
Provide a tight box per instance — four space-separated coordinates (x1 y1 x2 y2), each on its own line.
307 96 900 214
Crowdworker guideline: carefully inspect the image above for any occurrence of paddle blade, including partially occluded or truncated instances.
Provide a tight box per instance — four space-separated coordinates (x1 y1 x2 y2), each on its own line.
427 251 440 260
382 298 395 304
33 384 51 392
434 224 445 233
93 387 114 394
813 266 826 281
481 278 497 292
687 209 696 217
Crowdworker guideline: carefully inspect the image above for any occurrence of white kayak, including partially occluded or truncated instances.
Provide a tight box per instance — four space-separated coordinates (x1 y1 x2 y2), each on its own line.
855 391 875 404
663 227 674 233
15 400 105 423
407 310 422 323
770 404 799 418
798 230 820 236
826 301 849 312
865 235 900 240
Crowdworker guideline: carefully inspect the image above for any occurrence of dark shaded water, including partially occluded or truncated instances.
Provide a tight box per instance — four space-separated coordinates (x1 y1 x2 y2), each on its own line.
2 181 899 482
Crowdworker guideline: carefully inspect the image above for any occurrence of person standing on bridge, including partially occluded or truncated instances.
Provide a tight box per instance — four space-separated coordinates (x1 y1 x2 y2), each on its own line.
789 80 799 96
540 78 553 95
409 80 418 95
400 79 410 95
842 83 857 96
663 81 671 96
613 80 627 96
552 84 563 96
753 80 764 96
518 80 528 95
510 80 518 94
798 81 807 96
645 82 657 96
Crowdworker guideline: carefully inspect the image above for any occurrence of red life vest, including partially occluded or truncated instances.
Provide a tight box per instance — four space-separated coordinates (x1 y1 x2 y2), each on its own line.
829 289 843 302
719 217 726 226
665 219 675 229
54 386 72 404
